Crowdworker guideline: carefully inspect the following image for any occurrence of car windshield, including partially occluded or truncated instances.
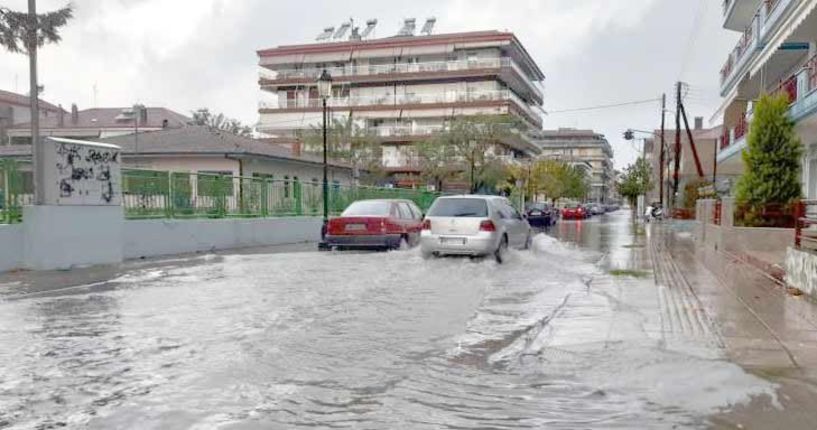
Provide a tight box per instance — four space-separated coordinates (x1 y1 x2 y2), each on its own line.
529 203 547 210
564 204 579 209
341 201 392 216
428 198 489 217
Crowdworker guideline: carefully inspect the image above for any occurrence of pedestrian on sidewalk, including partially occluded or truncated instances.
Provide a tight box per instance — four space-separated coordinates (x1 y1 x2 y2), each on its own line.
644 202 654 223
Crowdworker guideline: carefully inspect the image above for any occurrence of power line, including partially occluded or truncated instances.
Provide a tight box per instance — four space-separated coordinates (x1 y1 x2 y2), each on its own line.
679 0 708 80
546 97 661 114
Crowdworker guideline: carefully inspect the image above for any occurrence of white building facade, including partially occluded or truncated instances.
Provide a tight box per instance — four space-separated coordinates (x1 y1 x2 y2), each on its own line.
256 30 545 187
718 0 817 197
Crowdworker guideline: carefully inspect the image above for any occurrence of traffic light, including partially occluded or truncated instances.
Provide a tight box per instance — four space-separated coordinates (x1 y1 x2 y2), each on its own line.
623 130 634 140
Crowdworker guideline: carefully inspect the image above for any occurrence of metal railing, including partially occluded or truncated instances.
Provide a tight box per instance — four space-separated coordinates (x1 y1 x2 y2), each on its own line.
0 160 32 224
733 201 797 228
795 200 817 250
259 89 543 128
121 168 440 220
259 58 505 81
713 200 722 225
720 0 794 89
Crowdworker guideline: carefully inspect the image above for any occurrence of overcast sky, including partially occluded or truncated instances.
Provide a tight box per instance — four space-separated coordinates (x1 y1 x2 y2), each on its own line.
0 0 738 169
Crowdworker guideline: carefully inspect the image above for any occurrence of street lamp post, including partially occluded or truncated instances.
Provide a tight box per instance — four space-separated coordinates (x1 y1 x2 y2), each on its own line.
317 70 333 243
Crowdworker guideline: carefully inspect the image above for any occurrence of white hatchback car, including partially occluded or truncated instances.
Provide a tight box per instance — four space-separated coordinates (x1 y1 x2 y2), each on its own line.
420 195 532 263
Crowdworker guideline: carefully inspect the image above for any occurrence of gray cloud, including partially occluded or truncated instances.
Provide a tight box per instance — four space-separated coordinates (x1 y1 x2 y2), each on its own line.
0 0 737 169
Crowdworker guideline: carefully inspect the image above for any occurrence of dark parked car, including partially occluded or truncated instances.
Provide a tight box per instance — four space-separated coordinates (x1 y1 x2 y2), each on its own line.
324 199 424 250
590 204 605 215
526 202 557 227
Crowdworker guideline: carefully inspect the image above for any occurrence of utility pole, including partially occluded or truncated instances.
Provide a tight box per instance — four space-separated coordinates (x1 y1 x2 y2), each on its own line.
659 93 666 207
672 82 682 210
28 0 44 205
712 129 718 194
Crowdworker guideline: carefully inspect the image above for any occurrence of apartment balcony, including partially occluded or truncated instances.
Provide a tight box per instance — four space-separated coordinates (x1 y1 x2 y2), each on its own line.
258 57 544 104
723 0 764 31
258 89 544 129
367 124 444 140
719 0 796 96
719 54 817 162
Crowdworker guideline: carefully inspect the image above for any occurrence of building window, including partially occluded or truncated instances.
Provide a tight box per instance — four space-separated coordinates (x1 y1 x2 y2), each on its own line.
284 175 290 198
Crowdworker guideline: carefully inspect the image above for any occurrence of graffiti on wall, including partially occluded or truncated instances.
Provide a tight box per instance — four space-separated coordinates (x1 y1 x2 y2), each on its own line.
48 139 122 206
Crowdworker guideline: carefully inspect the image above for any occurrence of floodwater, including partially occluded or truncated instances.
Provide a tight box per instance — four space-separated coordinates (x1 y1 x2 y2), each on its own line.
0 212 779 429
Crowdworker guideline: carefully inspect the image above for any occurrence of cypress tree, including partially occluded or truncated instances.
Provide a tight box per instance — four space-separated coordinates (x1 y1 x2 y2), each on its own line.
735 93 802 206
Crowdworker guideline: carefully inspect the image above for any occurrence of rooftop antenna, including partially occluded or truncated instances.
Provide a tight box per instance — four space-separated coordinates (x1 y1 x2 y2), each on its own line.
397 18 416 37
316 26 335 41
333 20 351 40
420 17 436 36
360 19 378 39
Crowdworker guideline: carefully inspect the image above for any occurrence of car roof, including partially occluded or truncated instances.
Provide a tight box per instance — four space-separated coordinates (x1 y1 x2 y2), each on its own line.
437 194 505 201
351 199 413 204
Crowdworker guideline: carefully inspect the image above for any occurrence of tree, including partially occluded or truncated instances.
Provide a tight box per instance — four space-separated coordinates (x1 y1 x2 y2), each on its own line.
416 138 459 191
1 1 73 204
735 93 802 206
301 115 385 185
418 114 521 193
191 108 253 137
617 157 653 207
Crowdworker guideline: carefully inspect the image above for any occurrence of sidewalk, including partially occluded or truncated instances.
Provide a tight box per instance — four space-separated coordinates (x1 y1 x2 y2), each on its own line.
649 221 817 428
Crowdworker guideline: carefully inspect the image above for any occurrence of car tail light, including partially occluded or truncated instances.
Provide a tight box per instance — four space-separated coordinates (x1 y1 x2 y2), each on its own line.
380 219 388 233
421 219 431 230
479 220 496 232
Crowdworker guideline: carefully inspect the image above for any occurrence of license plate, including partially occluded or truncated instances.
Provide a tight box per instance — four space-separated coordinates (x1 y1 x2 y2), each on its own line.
531 211 542 216
345 224 366 231
440 237 466 245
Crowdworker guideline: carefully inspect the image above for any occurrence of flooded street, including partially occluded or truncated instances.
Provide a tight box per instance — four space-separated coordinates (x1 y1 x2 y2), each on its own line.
0 212 791 429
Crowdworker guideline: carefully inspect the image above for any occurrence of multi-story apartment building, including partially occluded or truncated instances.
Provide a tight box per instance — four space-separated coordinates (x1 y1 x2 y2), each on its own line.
718 0 817 197
256 28 545 187
533 128 614 203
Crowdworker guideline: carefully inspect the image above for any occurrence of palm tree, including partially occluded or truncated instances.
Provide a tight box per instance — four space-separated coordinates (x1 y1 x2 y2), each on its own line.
0 1 73 204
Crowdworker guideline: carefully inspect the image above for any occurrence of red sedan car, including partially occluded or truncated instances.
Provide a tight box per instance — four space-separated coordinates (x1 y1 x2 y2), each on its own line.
561 204 588 220
324 199 425 250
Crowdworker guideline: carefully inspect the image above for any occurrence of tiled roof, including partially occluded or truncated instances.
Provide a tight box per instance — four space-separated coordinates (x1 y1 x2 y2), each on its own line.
9 107 190 129
0 126 352 169
0 89 62 112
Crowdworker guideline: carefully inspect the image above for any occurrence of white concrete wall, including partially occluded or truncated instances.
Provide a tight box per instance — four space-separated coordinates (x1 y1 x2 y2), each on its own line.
123 217 323 259
0 215 326 273
0 224 23 272
23 205 124 270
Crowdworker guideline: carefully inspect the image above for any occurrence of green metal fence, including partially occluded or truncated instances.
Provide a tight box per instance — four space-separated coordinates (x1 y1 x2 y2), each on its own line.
0 160 33 224
122 168 440 220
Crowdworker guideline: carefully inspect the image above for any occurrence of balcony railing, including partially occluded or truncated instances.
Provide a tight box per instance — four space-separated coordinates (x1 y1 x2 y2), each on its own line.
260 58 511 80
368 124 444 137
721 14 758 86
720 0 794 91
259 90 543 126
775 74 799 104
259 58 544 100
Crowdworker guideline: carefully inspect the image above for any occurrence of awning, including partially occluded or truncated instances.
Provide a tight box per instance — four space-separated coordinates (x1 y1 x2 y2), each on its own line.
750 0 817 77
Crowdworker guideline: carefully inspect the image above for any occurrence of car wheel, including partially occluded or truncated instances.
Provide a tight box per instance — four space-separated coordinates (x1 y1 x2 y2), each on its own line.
494 235 509 264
